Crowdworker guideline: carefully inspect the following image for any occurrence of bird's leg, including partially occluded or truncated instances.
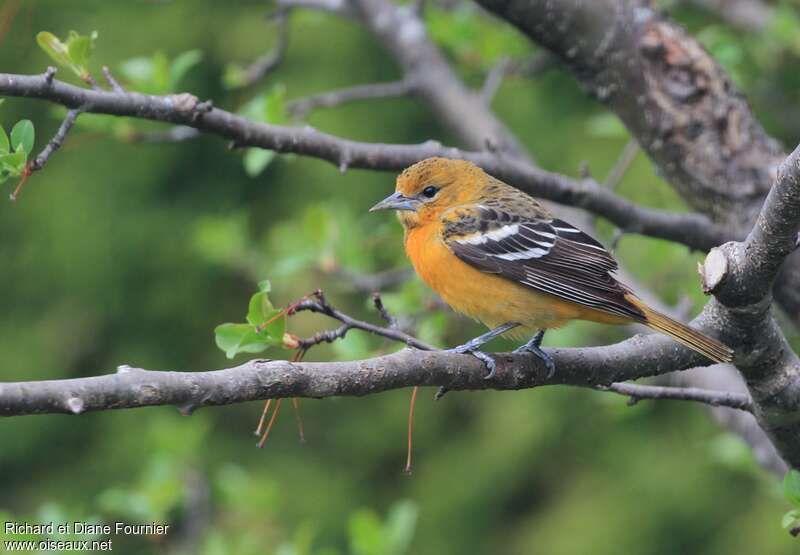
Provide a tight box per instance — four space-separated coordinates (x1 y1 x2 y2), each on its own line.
513 330 555 378
444 322 519 380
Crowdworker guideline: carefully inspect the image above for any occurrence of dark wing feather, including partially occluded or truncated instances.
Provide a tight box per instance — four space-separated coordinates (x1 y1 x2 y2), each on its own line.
444 207 644 320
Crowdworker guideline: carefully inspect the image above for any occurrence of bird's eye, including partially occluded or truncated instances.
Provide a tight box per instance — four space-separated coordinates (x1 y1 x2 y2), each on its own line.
421 186 439 199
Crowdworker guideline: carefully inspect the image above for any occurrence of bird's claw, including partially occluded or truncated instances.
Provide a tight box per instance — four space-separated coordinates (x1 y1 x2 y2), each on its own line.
473 350 498 379
444 322 518 380
513 330 556 379
443 346 498 379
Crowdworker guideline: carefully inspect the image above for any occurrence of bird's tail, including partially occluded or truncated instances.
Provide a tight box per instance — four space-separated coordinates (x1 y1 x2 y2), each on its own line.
626 295 733 364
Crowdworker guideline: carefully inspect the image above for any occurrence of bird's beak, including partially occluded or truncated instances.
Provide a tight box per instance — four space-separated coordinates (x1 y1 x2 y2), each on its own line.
369 191 420 212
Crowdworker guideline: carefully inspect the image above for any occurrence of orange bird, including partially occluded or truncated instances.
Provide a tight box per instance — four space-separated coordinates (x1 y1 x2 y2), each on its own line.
370 157 733 377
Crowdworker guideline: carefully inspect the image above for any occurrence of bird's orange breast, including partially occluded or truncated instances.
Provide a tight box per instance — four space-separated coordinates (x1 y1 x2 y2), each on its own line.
404 223 626 335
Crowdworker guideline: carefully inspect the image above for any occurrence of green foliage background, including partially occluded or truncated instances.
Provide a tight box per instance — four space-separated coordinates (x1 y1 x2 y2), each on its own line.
1 0 800 553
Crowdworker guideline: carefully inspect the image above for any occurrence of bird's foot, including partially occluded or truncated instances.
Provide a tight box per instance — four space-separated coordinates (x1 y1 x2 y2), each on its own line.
513 330 555 379
445 322 519 380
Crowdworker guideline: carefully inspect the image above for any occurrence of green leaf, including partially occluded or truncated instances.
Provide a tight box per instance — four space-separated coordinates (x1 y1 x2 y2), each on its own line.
36 30 97 79
66 30 97 75
0 146 27 174
243 148 275 177
246 290 285 341
214 323 272 359
782 509 800 530
0 125 8 153
784 470 800 507
168 49 203 89
246 290 275 326
213 280 286 358
36 31 72 68
10 120 34 155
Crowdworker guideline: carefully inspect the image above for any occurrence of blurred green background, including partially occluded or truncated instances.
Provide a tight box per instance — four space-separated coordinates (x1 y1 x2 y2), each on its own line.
1 0 800 553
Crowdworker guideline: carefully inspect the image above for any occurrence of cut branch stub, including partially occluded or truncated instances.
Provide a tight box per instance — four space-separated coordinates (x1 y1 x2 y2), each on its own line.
700 247 729 294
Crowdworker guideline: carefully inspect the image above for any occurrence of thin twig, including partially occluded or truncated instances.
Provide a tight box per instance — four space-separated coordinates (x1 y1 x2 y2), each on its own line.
293 290 434 351
597 382 754 412
102 66 125 93
10 107 83 201
288 80 415 118
372 292 399 329
29 108 82 172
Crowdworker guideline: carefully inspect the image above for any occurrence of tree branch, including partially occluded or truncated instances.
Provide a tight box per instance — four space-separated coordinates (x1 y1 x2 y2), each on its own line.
597 382 753 412
696 143 800 468
0 321 723 418
705 145 800 307
0 73 732 251
28 107 81 171
351 0 528 157
474 0 800 327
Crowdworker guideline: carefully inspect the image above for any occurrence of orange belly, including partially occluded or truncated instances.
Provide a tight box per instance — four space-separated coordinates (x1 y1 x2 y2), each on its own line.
404 224 629 337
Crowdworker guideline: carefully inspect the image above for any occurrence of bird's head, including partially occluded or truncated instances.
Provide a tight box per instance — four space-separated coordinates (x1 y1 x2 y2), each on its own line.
370 157 488 228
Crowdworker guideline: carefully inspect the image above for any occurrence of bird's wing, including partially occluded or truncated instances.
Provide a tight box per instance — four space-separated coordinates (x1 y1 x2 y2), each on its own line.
442 205 644 320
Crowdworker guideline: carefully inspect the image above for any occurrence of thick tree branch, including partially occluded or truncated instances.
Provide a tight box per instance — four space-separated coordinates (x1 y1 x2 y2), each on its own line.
0 73 732 250
473 0 800 327
475 0 784 224
696 143 800 468
706 146 800 307
351 0 527 157
0 286 730 419
0 324 722 418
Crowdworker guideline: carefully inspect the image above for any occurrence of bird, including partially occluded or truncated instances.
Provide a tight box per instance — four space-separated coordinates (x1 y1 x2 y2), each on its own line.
370 157 733 377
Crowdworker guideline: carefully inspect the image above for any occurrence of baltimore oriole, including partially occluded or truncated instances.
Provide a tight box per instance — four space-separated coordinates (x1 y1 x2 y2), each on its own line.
370 157 733 376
